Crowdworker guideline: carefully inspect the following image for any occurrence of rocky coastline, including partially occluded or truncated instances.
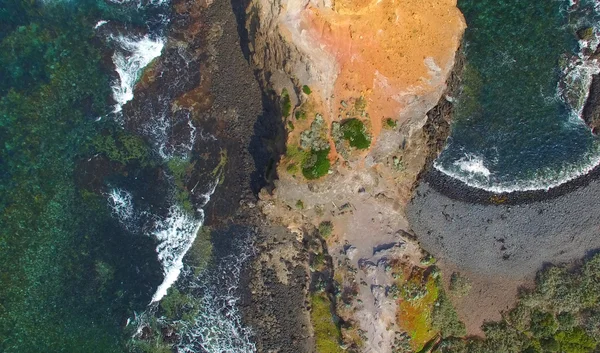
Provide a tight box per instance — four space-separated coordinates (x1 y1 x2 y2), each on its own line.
188 0 600 351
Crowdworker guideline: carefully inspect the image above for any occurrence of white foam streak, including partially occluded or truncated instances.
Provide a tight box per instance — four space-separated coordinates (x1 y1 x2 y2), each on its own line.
151 206 203 303
94 20 108 29
111 35 164 114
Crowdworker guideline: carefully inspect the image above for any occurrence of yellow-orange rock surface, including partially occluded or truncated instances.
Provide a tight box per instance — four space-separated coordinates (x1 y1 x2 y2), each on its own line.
285 0 465 143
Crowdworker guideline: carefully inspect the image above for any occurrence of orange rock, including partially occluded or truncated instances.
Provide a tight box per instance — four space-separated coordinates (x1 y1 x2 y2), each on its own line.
300 0 465 145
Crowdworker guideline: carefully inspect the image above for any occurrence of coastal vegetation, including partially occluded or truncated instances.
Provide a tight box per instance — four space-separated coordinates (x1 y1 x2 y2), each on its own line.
280 88 292 118
437 253 600 352
340 119 371 150
318 221 334 239
311 292 344 353
395 265 465 351
302 148 331 179
284 114 331 180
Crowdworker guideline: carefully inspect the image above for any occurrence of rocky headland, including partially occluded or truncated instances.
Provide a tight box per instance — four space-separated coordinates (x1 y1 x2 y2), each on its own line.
231 0 468 352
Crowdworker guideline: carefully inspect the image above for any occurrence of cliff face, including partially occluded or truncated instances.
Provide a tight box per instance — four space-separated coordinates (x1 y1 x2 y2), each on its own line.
238 1 465 352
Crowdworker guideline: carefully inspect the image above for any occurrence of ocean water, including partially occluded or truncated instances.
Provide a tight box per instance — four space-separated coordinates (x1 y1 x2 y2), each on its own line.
435 0 600 193
0 0 254 352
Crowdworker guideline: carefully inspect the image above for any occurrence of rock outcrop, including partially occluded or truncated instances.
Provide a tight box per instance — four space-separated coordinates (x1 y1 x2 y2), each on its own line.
236 0 466 352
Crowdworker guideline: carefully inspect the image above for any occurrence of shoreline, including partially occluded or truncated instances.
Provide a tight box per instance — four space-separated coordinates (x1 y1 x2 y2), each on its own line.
422 162 600 205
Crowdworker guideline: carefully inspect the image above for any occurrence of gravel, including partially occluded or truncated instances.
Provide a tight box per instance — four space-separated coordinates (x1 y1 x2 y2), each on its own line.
407 169 600 279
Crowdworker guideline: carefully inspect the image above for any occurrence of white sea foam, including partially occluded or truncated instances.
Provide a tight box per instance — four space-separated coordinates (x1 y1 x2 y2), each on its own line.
150 181 217 303
176 237 256 353
453 154 491 178
143 110 197 160
111 35 164 114
560 2 600 122
107 188 136 228
435 144 600 193
94 20 108 29
150 206 203 303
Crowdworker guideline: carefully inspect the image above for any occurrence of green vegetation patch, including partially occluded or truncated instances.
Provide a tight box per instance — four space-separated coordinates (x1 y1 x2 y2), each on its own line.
318 221 333 239
384 118 397 129
436 253 600 352
167 157 195 214
449 272 472 297
184 227 213 275
281 88 292 118
340 119 371 150
302 148 331 180
302 85 312 95
310 293 344 353
295 109 307 120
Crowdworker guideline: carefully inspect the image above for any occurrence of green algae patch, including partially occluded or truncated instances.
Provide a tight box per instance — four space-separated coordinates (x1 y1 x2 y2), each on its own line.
302 85 312 95
340 119 371 150
93 132 153 166
311 293 344 353
184 227 213 275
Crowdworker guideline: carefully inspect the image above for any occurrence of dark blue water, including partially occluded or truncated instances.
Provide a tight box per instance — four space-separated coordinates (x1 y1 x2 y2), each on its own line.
435 0 600 192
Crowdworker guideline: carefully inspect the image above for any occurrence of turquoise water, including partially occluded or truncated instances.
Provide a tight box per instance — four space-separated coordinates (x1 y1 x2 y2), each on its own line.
435 0 600 192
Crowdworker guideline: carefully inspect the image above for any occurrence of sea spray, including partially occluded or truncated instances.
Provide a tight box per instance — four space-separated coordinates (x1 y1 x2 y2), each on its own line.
129 232 256 353
111 34 164 114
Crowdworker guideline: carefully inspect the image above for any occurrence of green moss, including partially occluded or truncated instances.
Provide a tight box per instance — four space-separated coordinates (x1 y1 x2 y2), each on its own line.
302 148 331 180
281 88 292 118
212 149 227 185
302 85 312 95
310 293 344 353
167 158 195 214
288 121 295 131
340 119 370 150
318 221 333 238
577 27 594 41
296 199 304 209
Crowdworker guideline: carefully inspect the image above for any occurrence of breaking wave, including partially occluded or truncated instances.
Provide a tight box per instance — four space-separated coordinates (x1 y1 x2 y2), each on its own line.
129 231 256 353
111 34 164 114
